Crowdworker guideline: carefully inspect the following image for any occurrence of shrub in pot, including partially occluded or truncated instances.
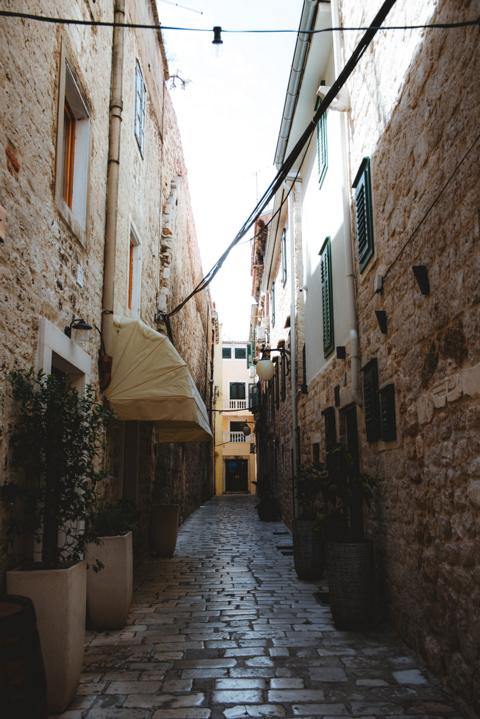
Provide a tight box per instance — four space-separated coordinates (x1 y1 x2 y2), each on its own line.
85 499 137 630
2 369 111 713
253 479 281 522
321 444 376 630
292 464 328 580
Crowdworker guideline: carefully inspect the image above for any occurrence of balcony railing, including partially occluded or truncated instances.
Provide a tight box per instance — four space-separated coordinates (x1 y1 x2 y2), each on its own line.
223 432 253 444
227 399 247 410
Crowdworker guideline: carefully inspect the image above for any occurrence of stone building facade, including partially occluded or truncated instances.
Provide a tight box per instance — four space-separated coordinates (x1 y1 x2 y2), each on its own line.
0 1 214 579
251 0 479 711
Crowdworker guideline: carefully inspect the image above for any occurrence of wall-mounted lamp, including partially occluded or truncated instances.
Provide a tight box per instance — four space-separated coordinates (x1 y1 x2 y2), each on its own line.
64 317 93 338
255 346 291 381
242 423 252 437
336 346 346 360
375 310 388 335
412 265 430 295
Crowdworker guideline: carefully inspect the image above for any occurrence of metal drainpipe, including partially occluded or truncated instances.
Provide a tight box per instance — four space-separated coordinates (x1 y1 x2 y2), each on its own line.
331 0 360 405
288 178 301 519
101 0 125 356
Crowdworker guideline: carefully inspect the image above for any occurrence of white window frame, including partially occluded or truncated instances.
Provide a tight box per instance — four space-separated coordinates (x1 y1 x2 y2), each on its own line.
134 60 146 157
128 225 142 319
55 45 91 244
36 317 91 391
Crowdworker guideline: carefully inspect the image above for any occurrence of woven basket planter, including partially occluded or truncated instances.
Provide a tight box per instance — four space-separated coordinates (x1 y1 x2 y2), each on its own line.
292 520 325 580
326 539 374 629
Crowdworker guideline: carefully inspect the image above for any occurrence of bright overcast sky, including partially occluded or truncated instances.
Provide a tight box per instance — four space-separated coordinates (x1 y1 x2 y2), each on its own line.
156 0 304 340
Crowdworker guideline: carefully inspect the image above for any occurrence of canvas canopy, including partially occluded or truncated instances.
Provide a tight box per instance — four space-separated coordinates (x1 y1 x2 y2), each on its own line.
105 317 212 442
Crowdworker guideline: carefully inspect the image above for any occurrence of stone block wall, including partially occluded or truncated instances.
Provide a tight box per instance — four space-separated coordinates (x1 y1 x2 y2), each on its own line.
0 1 214 574
0 1 112 578
340 0 480 709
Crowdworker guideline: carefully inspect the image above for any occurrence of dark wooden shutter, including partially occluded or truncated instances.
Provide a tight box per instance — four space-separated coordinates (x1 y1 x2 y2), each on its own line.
322 406 336 452
320 238 334 357
353 158 374 272
281 229 287 287
362 359 381 442
380 383 397 441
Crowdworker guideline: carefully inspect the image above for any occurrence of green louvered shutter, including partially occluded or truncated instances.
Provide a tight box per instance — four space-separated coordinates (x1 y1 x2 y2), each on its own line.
315 98 328 188
353 158 374 272
320 237 334 357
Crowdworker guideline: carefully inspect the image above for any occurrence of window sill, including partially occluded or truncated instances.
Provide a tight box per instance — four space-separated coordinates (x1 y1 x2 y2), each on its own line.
56 197 86 247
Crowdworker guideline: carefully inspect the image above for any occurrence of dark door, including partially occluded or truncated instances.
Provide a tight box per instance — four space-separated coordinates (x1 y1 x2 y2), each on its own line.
225 459 248 493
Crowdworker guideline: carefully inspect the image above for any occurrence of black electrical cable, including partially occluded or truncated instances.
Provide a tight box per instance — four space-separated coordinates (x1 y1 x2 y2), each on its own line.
0 9 478 33
163 0 401 319
383 130 480 283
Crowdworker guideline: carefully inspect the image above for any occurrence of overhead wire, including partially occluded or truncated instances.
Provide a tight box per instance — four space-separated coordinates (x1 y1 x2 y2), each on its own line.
164 0 403 318
0 10 478 33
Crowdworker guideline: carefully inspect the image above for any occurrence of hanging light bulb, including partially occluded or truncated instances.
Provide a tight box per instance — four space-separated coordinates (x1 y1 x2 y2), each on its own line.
212 26 223 57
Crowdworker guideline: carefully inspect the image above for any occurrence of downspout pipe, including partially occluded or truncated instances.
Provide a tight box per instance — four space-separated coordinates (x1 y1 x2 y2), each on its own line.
101 0 125 360
331 0 360 405
274 0 318 169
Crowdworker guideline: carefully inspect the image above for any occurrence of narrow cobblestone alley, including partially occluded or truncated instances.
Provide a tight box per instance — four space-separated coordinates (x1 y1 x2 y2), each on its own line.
64 497 467 719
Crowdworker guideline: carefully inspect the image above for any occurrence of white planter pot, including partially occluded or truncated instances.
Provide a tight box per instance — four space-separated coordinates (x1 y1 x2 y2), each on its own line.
7 560 86 714
86 531 133 630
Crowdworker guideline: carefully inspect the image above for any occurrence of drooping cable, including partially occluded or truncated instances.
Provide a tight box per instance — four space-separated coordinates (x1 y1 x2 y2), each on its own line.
0 10 478 33
163 0 401 319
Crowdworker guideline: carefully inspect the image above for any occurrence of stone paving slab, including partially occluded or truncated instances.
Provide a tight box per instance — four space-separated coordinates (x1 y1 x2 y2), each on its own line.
53 496 467 718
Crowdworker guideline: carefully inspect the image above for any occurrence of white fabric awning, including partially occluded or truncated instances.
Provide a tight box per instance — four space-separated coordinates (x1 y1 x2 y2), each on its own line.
105 317 212 443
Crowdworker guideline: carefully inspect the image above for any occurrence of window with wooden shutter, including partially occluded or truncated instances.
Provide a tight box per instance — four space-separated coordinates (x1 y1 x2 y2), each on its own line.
322 406 336 452
271 282 276 328
281 229 287 287
362 359 381 442
353 158 374 272
319 237 334 357
380 383 397 441
315 99 328 188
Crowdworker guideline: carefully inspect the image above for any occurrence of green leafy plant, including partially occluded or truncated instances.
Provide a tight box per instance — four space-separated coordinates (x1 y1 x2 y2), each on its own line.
2 369 112 569
295 464 329 522
320 443 375 540
88 499 138 538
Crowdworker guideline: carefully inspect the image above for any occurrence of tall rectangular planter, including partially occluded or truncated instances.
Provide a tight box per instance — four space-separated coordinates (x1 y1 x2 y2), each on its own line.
86 531 133 630
6 560 86 713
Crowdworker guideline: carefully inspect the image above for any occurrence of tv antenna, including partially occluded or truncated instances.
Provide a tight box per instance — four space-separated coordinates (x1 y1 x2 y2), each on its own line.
158 0 203 15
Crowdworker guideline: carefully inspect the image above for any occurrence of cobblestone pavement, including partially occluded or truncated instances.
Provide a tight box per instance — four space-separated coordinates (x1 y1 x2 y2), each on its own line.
58 496 466 718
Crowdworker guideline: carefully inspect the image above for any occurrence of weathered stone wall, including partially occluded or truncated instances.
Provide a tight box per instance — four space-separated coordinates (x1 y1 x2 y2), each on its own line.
0 1 112 580
0 1 213 574
340 0 480 709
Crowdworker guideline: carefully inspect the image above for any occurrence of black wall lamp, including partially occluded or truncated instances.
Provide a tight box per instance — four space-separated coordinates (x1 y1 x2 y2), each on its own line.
336 346 346 360
412 265 430 295
375 310 388 335
64 317 93 338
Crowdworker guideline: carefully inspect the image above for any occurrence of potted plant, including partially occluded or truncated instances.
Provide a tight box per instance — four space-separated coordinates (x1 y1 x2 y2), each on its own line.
292 464 328 580
253 479 281 522
85 499 137 630
321 443 376 630
2 369 111 713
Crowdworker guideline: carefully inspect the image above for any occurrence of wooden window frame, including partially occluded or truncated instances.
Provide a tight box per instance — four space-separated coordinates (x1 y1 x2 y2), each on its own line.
62 101 75 208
